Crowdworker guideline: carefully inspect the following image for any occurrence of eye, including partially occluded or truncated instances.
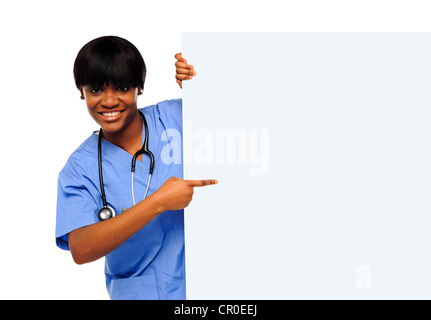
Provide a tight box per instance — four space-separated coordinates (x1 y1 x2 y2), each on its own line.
117 87 129 93
89 88 102 94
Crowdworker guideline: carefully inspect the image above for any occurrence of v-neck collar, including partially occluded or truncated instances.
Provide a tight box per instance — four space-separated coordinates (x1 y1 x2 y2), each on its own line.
95 117 148 171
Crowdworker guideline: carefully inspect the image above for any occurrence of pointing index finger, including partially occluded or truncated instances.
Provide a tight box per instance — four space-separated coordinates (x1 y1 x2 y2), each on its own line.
186 179 219 187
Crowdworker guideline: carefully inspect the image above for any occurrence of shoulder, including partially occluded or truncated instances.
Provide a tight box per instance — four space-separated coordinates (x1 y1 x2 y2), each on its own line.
141 98 182 129
157 98 182 109
146 98 182 109
140 98 182 117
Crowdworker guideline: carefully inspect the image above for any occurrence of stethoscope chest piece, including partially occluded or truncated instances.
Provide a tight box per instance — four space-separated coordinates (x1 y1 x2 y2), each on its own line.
98 206 115 221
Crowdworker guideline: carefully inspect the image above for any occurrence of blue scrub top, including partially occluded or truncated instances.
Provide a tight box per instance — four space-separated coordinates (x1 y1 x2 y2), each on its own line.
55 99 185 300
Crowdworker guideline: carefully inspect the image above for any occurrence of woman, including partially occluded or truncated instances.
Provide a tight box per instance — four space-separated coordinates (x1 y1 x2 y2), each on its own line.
55 36 217 300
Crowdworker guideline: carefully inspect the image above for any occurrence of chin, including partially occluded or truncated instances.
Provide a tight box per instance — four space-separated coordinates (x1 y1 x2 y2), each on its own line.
100 121 126 134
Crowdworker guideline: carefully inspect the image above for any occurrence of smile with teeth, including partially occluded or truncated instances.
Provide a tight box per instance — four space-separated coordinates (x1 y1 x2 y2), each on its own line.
100 110 124 117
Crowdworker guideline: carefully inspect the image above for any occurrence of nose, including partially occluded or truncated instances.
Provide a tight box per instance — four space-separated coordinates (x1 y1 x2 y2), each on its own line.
101 88 120 109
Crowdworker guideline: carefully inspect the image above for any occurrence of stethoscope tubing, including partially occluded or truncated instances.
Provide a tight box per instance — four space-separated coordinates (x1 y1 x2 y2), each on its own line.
98 110 154 220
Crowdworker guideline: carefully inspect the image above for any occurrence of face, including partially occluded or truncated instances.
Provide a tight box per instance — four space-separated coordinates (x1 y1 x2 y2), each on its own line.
81 83 141 134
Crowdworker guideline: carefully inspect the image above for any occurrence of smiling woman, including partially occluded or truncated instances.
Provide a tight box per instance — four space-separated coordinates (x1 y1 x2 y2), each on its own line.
55 35 217 300
74 37 145 150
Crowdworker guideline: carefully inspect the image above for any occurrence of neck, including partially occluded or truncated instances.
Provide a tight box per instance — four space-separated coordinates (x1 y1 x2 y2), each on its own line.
102 110 144 158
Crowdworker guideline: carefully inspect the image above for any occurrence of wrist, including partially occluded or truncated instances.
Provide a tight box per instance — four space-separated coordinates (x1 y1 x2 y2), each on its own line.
145 191 165 216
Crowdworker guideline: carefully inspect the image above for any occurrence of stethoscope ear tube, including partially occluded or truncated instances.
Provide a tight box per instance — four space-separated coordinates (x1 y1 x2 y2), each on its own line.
131 110 155 174
98 130 116 220
148 151 154 174
141 110 155 174
98 129 108 208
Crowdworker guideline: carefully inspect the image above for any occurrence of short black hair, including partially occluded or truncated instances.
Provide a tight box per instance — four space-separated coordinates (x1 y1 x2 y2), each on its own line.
73 36 146 90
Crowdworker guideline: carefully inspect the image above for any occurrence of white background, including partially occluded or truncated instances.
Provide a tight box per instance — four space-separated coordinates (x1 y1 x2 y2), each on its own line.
1 0 431 299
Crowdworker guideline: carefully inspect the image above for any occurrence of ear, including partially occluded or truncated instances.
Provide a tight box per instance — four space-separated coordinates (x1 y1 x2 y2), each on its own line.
137 87 143 95
79 87 85 100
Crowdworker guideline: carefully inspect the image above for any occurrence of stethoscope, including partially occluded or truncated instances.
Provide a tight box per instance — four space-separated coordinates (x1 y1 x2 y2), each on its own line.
98 110 155 221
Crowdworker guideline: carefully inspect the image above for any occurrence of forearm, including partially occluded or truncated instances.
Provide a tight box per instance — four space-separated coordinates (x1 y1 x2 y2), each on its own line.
68 176 216 264
69 191 164 265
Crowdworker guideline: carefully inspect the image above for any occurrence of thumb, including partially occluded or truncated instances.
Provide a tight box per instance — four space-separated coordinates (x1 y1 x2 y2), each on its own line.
175 52 186 63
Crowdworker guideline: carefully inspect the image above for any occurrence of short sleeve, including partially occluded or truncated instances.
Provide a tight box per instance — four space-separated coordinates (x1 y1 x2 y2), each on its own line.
156 98 182 131
55 157 100 251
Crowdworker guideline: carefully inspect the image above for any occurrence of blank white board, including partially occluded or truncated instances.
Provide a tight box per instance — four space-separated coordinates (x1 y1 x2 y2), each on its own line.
183 33 431 299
